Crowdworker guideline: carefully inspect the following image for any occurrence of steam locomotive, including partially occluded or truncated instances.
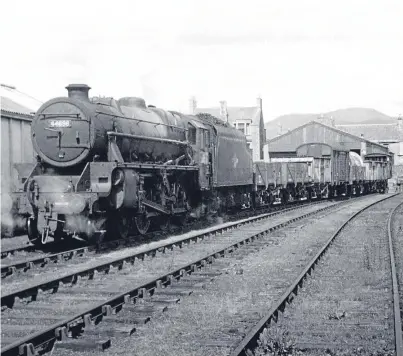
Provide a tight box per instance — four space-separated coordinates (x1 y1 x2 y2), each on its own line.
11 84 391 245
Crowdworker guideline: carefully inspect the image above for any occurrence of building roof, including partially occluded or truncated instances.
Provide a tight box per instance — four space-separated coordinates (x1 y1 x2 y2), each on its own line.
267 120 391 152
336 123 403 142
195 106 261 125
0 85 42 119
1 96 34 116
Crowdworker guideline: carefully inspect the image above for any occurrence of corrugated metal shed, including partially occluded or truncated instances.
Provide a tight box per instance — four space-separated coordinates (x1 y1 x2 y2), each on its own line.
1 86 40 193
267 121 391 157
336 122 403 142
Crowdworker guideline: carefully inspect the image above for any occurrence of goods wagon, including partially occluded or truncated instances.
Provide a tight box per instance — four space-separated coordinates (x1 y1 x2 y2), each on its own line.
296 143 349 183
254 157 331 204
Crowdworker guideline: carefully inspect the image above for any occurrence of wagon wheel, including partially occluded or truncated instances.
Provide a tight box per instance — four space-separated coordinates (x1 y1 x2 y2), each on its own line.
135 212 151 235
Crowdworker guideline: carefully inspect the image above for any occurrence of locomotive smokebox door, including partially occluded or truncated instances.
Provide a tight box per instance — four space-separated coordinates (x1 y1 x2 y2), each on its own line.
31 85 93 168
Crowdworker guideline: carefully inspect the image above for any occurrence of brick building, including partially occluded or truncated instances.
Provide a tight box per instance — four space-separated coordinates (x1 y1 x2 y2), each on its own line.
189 97 266 162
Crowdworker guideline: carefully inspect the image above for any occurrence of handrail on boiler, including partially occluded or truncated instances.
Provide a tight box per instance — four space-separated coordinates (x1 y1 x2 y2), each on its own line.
97 110 187 131
107 131 189 146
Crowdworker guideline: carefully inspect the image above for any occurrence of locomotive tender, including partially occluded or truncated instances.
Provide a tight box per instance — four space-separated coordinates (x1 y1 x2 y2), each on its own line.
11 84 392 245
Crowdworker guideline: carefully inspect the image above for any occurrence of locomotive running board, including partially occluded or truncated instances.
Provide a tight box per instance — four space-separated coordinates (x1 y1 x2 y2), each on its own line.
116 162 199 171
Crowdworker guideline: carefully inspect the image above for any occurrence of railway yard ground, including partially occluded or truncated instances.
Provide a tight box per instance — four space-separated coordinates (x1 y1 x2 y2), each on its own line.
1 193 402 356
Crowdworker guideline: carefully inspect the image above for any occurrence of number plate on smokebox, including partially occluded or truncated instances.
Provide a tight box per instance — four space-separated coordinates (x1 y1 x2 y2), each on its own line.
49 120 71 128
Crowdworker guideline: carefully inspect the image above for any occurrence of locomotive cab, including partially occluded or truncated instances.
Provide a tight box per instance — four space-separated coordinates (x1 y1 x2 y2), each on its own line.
187 119 212 190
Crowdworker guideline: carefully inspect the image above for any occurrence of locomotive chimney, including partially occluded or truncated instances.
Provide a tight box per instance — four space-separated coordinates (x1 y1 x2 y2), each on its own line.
66 84 91 101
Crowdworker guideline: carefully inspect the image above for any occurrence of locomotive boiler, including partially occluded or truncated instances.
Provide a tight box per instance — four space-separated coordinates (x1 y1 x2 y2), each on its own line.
31 85 189 168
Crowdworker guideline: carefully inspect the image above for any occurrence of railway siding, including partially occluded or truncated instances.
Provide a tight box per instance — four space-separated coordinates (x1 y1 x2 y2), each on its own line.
46 195 393 356
390 202 403 355
250 195 402 356
1 201 339 297
1 197 375 355
0 201 326 280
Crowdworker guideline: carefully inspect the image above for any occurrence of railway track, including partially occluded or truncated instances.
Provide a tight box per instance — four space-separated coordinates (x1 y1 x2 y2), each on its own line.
0 199 346 280
0 195 364 263
232 193 402 356
1 203 291 260
0 195 368 355
389 201 403 356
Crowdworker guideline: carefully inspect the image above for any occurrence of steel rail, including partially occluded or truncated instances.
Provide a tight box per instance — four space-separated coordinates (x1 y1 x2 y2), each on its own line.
0 199 332 280
1 248 89 278
0 194 369 278
1 245 36 259
388 200 403 356
230 193 400 356
0 197 354 356
0 198 316 264
1 199 334 309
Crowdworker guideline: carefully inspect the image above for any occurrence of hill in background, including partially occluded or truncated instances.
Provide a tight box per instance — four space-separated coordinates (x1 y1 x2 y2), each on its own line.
265 107 395 139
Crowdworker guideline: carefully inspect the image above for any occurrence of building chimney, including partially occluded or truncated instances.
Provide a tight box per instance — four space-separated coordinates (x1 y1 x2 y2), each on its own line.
66 84 91 101
219 100 228 122
360 134 366 158
256 97 262 109
398 115 402 130
188 96 197 114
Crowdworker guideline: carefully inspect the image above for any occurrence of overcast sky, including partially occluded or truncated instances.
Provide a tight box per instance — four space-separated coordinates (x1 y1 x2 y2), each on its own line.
2 0 403 120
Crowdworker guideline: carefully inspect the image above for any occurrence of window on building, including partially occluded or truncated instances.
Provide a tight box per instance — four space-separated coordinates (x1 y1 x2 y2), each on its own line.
246 123 250 135
237 122 245 134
